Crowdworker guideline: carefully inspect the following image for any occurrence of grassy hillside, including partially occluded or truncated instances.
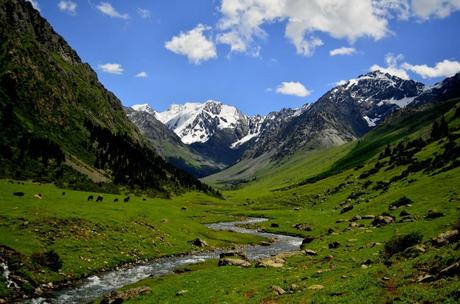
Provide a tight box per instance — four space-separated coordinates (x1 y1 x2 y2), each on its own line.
0 0 217 196
98 99 460 303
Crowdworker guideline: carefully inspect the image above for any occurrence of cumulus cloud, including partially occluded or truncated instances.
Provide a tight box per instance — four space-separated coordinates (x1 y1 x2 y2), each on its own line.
98 63 124 74
58 1 77 15
216 0 392 56
165 24 217 64
26 0 40 11
135 71 148 78
411 0 460 19
329 47 357 56
96 2 129 19
137 8 151 19
370 53 410 79
402 59 460 78
276 81 311 97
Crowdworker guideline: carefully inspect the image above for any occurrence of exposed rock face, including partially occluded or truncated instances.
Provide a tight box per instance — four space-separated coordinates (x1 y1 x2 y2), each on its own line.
126 107 224 177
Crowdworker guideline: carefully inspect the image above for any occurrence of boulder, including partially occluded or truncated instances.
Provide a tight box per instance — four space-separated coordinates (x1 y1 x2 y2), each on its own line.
219 252 247 259
176 289 188 296
218 257 251 267
362 215 375 220
432 230 459 246
304 249 318 256
425 210 444 219
340 204 353 214
372 216 394 227
328 241 340 249
101 287 152 303
300 237 315 249
271 285 286 295
192 238 208 247
349 215 361 221
293 223 312 231
438 262 460 278
308 284 324 290
255 257 285 268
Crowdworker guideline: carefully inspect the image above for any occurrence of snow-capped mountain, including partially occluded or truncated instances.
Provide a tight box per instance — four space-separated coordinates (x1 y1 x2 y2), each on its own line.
130 100 268 166
129 71 460 176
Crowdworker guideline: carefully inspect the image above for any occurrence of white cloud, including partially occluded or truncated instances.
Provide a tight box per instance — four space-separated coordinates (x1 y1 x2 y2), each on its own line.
26 0 40 11
329 47 357 56
217 0 392 56
369 53 410 79
135 71 148 78
402 59 460 78
137 8 151 19
58 1 77 15
165 24 217 64
411 0 460 19
96 2 129 19
98 63 124 75
276 81 311 97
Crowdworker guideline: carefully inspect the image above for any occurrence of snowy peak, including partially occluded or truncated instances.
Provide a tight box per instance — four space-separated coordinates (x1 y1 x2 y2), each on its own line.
152 100 255 145
131 103 156 114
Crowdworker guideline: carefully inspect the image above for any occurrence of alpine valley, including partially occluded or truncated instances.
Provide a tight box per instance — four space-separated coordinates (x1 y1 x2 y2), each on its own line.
0 1 459 304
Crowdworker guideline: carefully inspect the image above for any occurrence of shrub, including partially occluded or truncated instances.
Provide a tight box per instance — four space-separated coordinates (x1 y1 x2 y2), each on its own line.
384 232 423 257
31 250 62 272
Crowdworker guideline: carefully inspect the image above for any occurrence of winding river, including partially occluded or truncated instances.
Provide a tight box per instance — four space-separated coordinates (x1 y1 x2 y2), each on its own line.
27 218 303 304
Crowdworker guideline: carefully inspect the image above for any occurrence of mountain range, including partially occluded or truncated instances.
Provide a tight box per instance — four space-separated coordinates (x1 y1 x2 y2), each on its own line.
129 71 460 180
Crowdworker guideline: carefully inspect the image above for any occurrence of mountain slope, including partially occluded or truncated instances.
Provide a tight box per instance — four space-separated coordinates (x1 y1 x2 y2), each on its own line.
151 100 265 166
126 106 225 177
0 0 217 196
205 72 460 185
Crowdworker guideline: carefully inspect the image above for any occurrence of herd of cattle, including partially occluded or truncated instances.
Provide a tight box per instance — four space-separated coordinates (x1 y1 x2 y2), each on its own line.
87 195 130 203
12 191 131 203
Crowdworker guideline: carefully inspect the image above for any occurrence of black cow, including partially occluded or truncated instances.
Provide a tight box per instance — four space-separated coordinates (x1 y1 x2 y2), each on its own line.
62 192 66 196
87 195 94 201
123 196 130 203
96 195 103 202
113 198 119 203
13 192 25 196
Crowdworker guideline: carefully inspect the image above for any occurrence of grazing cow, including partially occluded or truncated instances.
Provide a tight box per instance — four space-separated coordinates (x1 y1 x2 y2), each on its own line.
113 198 119 203
87 195 94 201
96 195 103 202
124 196 130 203
62 192 66 196
13 192 24 196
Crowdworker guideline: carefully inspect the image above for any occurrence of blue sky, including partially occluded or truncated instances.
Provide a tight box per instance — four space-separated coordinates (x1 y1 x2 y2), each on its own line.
30 0 460 115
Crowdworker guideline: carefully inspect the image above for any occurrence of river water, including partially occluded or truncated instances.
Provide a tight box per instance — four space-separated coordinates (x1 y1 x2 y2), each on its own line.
27 217 303 304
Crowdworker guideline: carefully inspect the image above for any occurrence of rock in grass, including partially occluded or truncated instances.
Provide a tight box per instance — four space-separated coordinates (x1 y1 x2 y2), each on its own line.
438 262 460 278
308 284 324 290
328 241 340 249
255 257 285 268
340 204 353 214
176 289 188 296
192 238 208 247
372 216 394 227
361 215 375 220
432 230 459 246
271 223 279 228
271 285 286 295
417 274 435 283
425 210 444 219
304 249 318 256
218 257 251 267
293 223 313 231
101 287 152 303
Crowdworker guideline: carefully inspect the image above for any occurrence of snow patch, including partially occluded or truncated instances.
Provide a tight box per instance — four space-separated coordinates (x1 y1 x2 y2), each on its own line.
363 116 380 127
131 103 155 114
